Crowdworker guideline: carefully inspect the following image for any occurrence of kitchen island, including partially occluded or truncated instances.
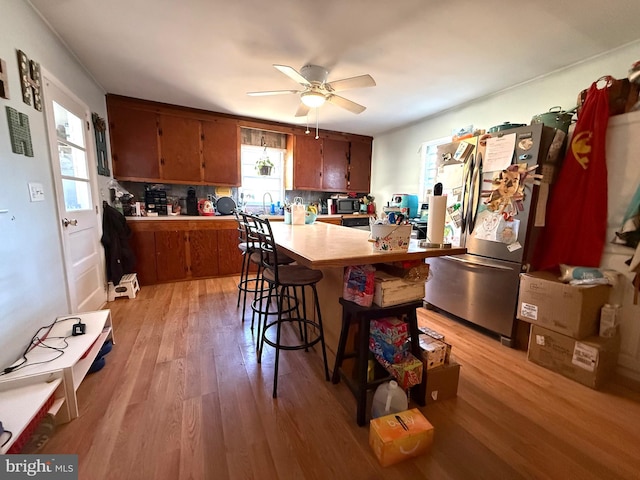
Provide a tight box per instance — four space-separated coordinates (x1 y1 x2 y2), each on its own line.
268 221 465 365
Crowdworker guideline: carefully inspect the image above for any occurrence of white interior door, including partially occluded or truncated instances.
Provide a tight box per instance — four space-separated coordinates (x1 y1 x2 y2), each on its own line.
43 75 106 312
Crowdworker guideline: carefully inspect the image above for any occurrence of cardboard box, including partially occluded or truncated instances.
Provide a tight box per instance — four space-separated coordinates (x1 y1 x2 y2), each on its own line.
373 271 425 307
517 271 610 339
370 317 408 347
418 326 445 342
419 334 447 369
376 353 424 389
369 408 434 467
425 362 460 403
527 324 620 389
370 336 409 364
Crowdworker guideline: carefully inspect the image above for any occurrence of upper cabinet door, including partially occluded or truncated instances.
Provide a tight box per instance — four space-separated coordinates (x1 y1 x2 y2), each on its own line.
202 119 240 186
159 114 202 182
322 138 349 191
293 134 323 190
348 140 372 192
107 102 160 180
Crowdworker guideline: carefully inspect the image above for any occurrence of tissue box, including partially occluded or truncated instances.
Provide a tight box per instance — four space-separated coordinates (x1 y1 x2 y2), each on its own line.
369 408 434 467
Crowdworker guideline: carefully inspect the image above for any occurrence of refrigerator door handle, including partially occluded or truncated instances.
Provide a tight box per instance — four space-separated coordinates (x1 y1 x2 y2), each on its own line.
442 255 514 271
467 152 482 233
461 153 474 234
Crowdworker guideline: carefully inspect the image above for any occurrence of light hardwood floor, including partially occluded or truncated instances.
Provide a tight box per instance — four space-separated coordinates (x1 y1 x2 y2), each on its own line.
41 277 640 479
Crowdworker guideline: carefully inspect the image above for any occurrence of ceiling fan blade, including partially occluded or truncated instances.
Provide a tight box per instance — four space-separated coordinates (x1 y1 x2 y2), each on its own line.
273 64 311 87
247 89 300 96
327 94 366 114
327 74 376 92
295 103 310 117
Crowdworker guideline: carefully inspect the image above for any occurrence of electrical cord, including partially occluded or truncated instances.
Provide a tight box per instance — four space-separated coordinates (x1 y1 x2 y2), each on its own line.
0 421 13 448
0 317 80 376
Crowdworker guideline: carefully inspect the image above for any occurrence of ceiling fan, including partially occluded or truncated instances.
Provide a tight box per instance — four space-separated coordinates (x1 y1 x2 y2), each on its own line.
247 64 376 117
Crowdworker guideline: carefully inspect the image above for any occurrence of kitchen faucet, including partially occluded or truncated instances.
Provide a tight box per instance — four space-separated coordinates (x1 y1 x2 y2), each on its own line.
262 192 273 215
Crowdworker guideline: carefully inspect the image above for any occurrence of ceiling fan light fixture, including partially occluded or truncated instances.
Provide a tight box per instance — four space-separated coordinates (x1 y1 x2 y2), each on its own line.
301 91 326 108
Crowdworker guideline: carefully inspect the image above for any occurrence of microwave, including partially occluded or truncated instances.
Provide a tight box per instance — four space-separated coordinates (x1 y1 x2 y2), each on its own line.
336 198 360 214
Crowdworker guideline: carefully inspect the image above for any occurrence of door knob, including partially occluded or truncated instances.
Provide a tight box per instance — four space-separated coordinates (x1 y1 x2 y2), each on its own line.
62 218 78 227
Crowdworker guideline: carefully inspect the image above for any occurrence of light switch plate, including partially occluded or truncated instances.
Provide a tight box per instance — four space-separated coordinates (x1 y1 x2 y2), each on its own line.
28 182 45 202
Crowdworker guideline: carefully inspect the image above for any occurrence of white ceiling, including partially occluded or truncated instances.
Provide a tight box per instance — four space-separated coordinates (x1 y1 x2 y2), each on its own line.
29 0 640 137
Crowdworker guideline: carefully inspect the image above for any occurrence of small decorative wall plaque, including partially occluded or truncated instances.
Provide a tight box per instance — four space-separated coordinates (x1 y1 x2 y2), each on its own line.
0 58 9 99
17 49 42 111
92 112 110 176
6 106 34 157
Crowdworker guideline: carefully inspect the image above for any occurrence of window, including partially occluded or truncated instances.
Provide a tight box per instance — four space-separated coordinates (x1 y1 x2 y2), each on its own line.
419 136 451 201
239 144 285 212
53 101 92 211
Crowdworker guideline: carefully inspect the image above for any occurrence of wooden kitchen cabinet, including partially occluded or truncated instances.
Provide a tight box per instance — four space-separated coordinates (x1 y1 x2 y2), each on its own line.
159 114 202 182
293 134 323 189
107 102 160 180
189 229 219 278
202 119 240 186
291 133 372 192
348 140 372 192
106 95 241 186
155 230 188 282
128 219 242 285
217 228 243 275
129 229 158 285
322 138 349 191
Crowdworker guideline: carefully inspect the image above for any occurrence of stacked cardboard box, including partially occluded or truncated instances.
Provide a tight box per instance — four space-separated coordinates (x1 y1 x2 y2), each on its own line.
517 271 618 389
418 327 460 403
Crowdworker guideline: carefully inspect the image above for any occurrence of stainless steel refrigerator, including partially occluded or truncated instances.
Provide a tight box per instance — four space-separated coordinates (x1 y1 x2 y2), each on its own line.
424 123 559 346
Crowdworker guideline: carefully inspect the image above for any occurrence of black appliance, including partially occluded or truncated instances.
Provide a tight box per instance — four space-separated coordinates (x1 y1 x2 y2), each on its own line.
144 188 167 215
341 216 370 230
186 187 198 216
336 198 360 214
424 124 558 346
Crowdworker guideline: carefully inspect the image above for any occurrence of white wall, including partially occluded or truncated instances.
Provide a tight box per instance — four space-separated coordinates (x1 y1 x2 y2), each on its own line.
371 41 640 209
0 1 108 368
371 41 640 379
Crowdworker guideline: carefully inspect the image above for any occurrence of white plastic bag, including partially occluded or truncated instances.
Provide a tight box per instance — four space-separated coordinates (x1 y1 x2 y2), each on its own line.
291 197 305 225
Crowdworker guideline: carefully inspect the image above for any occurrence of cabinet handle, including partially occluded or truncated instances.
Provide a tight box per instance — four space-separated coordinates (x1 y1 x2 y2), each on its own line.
160 158 164 165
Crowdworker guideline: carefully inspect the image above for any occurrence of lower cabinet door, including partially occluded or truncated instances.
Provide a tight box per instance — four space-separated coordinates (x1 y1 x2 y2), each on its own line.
217 229 243 275
155 230 188 282
129 230 158 285
189 230 219 278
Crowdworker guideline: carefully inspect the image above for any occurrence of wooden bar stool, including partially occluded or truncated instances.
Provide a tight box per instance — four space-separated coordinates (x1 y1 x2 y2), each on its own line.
332 298 426 426
249 214 330 398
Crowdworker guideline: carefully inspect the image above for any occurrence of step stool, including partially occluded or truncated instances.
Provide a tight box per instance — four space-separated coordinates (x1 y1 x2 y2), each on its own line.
108 273 140 301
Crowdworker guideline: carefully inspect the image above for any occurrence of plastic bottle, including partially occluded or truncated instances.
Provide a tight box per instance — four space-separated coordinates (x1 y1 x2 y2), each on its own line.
599 304 621 337
371 380 408 419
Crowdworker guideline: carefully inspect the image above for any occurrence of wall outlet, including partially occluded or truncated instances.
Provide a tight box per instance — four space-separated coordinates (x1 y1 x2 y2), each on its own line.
28 182 44 202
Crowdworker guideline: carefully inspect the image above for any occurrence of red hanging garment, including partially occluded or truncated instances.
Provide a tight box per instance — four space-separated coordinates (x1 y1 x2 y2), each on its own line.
533 79 610 271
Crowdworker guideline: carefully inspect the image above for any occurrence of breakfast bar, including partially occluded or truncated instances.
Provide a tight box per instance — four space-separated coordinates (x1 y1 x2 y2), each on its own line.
268 221 466 366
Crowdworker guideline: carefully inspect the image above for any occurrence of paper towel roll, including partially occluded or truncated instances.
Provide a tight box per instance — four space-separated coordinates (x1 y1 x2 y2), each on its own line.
427 195 447 245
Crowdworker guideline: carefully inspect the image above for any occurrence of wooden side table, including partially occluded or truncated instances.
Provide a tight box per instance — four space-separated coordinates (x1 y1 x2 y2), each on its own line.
332 299 426 426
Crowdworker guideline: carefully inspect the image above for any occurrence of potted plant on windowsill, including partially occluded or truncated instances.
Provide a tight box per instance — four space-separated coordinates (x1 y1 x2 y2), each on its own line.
255 155 274 176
